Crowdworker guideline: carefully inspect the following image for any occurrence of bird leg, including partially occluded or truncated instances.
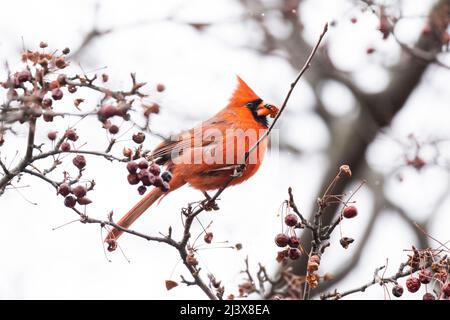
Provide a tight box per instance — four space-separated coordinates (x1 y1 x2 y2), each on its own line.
202 191 220 211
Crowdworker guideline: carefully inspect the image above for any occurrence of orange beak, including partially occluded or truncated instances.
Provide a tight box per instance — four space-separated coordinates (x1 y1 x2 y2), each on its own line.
256 103 279 118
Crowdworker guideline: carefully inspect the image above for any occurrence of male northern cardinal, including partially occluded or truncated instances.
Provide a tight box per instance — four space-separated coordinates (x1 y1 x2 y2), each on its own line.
106 76 279 247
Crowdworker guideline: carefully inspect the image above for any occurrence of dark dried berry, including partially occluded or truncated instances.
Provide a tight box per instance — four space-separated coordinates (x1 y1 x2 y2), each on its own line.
138 160 148 169
350 17 357 24
39 41 48 48
343 206 358 219
288 248 301 260
17 70 32 83
42 98 53 108
57 74 67 85
204 232 213 244
98 104 118 120
43 114 54 122
406 277 421 293
161 171 172 182
101 74 109 82
422 293 435 300
392 285 404 297
443 282 450 297
58 183 71 197
51 88 63 100
68 85 77 93
288 236 300 248
72 185 87 198
275 233 289 247
153 175 164 188
77 197 92 205
156 83 165 92
141 172 155 186
419 269 433 284
127 173 139 185
60 142 71 152
47 131 57 140
137 185 147 195
55 57 66 69
126 161 138 174
62 47 70 55
149 163 161 176
366 47 375 54
64 195 77 208
160 181 170 192
339 237 354 249
65 128 78 141
72 155 86 169
284 213 298 227
108 125 119 134
132 132 146 144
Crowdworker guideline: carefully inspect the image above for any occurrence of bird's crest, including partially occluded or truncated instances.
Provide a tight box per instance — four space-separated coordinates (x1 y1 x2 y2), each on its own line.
228 76 260 107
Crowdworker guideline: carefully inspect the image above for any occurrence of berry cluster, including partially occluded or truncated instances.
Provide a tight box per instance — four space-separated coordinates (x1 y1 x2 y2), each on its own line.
275 213 301 262
126 159 171 195
58 182 92 208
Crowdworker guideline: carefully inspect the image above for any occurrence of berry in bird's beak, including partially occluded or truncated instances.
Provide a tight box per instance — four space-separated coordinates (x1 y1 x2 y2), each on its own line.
256 103 279 118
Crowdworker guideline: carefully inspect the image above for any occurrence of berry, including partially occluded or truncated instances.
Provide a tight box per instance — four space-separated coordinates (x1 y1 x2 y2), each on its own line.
127 173 139 185
58 183 71 197
343 206 358 219
72 185 87 198
98 104 118 120
108 125 119 134
101 74 109 82
419 269 432 284
443 282 450 297
17 70 32 83
366 47 375 54
126 161 138 174
392 285 404 297
288 236 300 248
339 164 352 178
77 197 92 205
55 57 66 69
137 185 147 195
161 171 172 182
309 255 321 264
288 248 301 260
149 163 161 176
284 213 298 227
156 83 165 92
160 181 170 192
132 132 145 144
275 233 289 247
68 85 77 93
406 277 421 293
60 142 71 152
47 131 57 140
49 80 60 90
72 155 86 169
57 74 67 85
141 172 155 186
42 98 53 108
123 147 132 158
51 88 63 100
39 41 48 48
138 159 148 169
65 128 78 141
62 47 70 55
64 195 76 208
422 293 435 300
350 17 357 24
43 114 54 122
204 232 213 244
153 175 164 188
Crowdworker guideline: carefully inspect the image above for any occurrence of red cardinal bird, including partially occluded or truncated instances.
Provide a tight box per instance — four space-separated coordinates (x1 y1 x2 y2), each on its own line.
106 76 278 248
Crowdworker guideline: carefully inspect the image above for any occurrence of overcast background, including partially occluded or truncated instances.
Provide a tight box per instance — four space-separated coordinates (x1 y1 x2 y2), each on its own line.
0 0 449 299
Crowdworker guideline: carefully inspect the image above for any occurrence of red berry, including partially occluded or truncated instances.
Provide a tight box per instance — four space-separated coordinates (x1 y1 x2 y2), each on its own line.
156 83 165 92
149 163 161 176
77 197 92 205
57 74 67 85
343 206 358 219
132 132 146 144
350 17 357 24
392 285 404 297
160 181 170 192
72 155 86 169
284 213 298 227
137 185 147 195
419 269 432 284
275 233 289 247
126 161 138 174
141 172 155 186
65 128 78 141
153 175 164 188
68 85 77 93
43 114 54 122
138 159 148 169
288 236 300 248
108 125 119 134
98 104 118 120
366 47 375 54
204 232 213 244
127 173 139 185
51 88 63 100
72 185 87 198
47 131 57 140
58 183 71 197
288 248 301 260
39 41 48 48
64 195 76 208
406 277 421 293
55 57 66 69
443 282 450 297
60 142 71 152
49 80 60 90
42 98 53 108
17 70 32 83
422 293 435 300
